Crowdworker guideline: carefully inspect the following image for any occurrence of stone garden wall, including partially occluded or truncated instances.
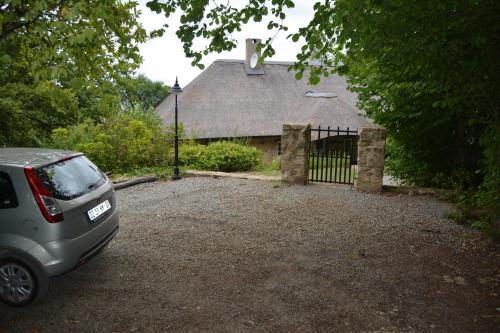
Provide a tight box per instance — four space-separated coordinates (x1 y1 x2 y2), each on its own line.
355 127 387 193
280 124 386 191
281 124 311 185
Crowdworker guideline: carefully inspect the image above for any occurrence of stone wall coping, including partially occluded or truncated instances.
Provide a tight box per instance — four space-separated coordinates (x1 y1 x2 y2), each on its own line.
359 126 386 133
283 123 311 130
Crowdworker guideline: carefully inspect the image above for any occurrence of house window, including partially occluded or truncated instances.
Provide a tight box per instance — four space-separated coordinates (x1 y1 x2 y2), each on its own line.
277 141 282 156
0 172 18 209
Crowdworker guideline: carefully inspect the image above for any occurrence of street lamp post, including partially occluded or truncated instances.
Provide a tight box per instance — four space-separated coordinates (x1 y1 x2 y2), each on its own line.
171 77 182 180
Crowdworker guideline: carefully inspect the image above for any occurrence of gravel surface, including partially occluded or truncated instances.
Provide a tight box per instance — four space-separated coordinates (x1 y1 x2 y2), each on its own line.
1 177 499 332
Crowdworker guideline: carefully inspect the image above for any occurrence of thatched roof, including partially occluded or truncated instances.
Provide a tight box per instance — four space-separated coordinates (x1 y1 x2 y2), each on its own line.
155 59 373 139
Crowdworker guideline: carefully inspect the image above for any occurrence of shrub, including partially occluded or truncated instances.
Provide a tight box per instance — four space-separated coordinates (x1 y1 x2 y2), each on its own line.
179 141 261 172
270 158 281 171
178 143 206 167
50 110 171 172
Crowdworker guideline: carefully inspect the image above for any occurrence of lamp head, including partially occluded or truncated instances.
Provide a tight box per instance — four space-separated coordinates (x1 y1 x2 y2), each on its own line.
171 77 182 95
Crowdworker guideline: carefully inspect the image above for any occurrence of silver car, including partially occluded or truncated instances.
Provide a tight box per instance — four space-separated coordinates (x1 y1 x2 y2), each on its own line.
0 148 119 306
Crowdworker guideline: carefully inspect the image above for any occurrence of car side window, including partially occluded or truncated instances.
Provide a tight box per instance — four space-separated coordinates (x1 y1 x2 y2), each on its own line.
0 171 18 209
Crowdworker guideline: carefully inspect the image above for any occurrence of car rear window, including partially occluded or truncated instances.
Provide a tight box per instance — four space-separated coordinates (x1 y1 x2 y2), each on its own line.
0 172 18 209
37 156 107 200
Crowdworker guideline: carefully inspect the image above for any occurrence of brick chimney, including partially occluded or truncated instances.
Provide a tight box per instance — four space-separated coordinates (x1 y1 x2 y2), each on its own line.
245 38 264 75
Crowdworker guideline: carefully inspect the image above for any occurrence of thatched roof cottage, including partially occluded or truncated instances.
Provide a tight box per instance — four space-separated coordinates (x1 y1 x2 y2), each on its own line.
156 39 372 164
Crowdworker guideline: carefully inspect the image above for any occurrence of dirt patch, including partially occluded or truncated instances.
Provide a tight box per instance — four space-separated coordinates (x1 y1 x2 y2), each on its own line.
1 178 498 332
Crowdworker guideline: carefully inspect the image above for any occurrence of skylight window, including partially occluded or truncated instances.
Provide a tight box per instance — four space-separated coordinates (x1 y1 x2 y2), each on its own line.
304 91 337 98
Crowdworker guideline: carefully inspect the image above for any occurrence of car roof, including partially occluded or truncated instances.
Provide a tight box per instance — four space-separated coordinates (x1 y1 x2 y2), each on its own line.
0 148 80 168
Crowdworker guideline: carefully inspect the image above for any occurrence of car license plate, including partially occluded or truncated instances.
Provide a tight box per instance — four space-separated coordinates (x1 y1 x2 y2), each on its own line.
87 200 111 221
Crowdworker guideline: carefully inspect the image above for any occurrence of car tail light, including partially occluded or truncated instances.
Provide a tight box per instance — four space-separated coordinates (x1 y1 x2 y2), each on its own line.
24 166 64 223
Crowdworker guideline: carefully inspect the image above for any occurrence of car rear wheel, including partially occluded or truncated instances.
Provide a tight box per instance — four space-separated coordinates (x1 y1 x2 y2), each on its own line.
0 260 42 306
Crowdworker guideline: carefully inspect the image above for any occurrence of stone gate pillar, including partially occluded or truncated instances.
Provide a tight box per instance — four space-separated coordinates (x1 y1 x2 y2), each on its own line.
356 127 387 193
281 124 311 185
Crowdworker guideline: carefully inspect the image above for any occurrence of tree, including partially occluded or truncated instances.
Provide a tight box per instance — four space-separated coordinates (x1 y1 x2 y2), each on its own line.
0 0 146 81
147 0 499 228
0 80 79 146
0 0 147 146
119 74 170 112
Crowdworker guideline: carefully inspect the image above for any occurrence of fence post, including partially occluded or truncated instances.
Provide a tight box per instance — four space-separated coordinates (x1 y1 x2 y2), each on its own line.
281 124 311 185
356 127 387 193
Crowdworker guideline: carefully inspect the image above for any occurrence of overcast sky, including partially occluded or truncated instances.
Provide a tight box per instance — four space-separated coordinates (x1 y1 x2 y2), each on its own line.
136 1 314 87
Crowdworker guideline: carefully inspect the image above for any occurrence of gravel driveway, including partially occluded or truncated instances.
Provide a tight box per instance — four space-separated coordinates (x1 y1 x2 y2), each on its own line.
1 177 499 332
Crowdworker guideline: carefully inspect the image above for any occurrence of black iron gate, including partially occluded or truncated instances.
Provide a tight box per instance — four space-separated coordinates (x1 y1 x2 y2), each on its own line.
309 126 358 185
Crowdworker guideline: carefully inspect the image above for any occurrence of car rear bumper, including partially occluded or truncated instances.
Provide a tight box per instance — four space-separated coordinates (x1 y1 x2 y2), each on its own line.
27 207 119 277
